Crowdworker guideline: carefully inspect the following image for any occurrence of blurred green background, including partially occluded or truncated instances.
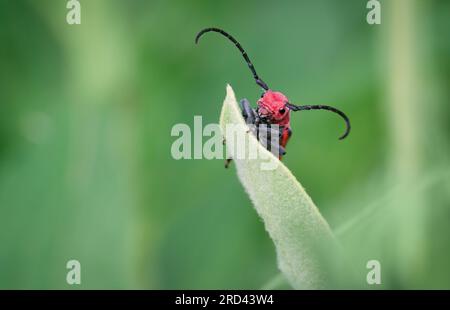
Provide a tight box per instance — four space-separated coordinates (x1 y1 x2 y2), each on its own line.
0 0 449 289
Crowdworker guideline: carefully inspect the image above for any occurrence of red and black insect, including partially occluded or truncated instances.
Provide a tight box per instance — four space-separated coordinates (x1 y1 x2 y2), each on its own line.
195 27 350 166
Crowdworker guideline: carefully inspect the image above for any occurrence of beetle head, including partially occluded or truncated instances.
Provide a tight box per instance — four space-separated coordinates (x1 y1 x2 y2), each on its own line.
257 90 290 125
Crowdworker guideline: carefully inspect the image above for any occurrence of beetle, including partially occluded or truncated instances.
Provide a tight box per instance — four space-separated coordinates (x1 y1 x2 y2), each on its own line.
195 27 351 167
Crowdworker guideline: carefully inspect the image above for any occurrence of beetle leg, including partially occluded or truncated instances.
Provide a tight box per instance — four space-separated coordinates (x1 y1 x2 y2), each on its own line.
223 137 233 168
278 145 287 157
240 99 257 125
240 99 262 142
225 158 232 168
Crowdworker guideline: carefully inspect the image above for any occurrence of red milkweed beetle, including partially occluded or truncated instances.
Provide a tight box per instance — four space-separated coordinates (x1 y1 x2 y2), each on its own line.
195 28 351 167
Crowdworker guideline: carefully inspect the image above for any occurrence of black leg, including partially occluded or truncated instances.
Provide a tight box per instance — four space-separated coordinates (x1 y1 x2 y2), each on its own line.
240 97 260 144
240 99 257 125
224 158 232 168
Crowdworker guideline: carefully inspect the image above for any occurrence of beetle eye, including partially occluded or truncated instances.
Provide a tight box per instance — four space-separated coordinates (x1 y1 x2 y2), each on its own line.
279 108 286 114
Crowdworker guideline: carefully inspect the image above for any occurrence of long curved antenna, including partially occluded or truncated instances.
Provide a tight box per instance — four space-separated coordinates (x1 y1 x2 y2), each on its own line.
286 103 351 140
195 27 269 91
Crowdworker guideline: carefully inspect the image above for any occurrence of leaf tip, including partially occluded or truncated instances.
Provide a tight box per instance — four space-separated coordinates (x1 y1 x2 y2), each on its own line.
225 84 236 104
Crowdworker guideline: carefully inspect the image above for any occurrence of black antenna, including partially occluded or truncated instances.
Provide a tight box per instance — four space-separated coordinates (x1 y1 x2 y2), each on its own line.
195 27 269 91
286 103 351 140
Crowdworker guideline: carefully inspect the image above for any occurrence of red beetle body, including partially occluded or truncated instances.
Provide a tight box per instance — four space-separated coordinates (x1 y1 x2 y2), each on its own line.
257 90 292 150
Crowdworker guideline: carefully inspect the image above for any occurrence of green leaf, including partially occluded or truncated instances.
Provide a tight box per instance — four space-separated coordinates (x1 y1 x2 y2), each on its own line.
220 85 339 289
